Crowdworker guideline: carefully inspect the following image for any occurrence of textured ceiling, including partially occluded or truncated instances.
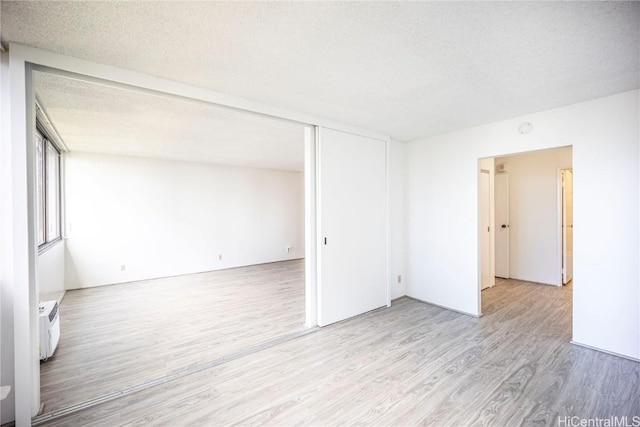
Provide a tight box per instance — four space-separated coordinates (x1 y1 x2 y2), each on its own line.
33 72 305 171
2 1 640 142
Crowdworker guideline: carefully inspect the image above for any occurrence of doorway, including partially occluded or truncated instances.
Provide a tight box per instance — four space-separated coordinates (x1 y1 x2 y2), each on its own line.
32 69 313 416
479 146 573 313
12 50 391 425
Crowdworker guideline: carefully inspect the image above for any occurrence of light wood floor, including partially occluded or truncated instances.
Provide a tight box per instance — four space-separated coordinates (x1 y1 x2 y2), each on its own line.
40 277 639 426
40 259 306 413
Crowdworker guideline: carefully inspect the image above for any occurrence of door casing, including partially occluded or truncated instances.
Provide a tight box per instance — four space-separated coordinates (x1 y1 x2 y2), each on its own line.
480 169 492 290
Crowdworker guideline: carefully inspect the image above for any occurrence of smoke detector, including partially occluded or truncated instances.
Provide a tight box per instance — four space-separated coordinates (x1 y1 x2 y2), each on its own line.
518 122 533 134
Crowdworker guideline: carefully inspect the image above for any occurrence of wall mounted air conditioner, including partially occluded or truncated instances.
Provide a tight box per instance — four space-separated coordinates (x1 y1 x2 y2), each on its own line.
39 300 60 361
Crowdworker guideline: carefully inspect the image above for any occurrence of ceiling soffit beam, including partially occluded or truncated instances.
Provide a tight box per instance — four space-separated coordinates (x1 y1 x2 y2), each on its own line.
13 43 389 143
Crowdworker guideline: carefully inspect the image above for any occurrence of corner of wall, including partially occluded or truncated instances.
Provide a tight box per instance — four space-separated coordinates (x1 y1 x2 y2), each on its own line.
390 140 407 299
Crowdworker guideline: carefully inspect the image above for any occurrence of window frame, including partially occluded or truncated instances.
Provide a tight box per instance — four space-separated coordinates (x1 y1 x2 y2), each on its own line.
36 119 63 253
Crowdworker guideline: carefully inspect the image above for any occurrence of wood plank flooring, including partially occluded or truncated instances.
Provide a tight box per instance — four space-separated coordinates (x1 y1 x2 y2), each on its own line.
40 277 640 426
39 259 306 413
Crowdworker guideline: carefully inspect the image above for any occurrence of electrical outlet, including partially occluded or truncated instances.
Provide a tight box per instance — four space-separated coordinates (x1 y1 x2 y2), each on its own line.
218 254 222 260
397 275 402 284
120 264 126 272
286 246 293 254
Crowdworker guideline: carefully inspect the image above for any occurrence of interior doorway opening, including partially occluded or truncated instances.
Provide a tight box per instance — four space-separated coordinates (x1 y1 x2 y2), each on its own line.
478 146 573 315
31 68 316 417
13 49 390 426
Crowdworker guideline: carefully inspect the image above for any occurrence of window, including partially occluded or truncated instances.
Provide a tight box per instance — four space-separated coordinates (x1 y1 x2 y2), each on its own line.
36 123 61 251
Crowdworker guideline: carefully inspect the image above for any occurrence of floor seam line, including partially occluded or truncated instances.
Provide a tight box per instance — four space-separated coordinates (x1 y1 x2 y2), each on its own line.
32 326 320 426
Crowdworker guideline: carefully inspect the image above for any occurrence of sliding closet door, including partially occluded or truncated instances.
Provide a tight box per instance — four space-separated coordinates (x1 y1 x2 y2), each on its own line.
318 128 387 326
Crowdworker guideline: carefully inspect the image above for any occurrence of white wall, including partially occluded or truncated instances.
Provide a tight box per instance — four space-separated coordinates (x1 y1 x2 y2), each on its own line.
406 90 639 359
37 243 66 298
496 147 572 285
64 152 305 289
389 140 406 299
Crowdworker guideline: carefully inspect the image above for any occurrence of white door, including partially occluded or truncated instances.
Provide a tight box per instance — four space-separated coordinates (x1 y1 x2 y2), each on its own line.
562 169 574 284
480 170 492 290
495 173 510 278
318 128 387 327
